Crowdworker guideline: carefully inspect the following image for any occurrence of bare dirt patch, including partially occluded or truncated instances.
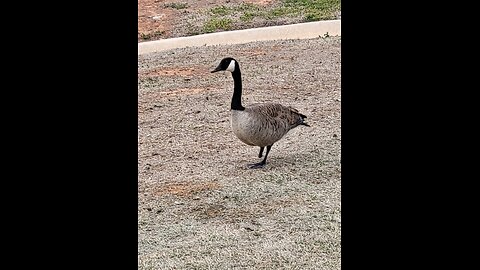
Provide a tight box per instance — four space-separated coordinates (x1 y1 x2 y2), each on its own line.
138 0 175 39
138 0 255 40
138 66 210 78
154 181 221 197
246 0 275 5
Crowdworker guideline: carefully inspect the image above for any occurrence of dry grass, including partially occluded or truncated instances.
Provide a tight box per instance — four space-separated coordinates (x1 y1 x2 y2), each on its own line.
138 36 341 269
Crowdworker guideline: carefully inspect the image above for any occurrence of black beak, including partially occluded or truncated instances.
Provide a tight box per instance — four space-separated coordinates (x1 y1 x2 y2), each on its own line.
211 65 222 73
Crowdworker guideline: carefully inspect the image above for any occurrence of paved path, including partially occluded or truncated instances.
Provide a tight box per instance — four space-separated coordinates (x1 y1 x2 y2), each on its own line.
138 20 341 55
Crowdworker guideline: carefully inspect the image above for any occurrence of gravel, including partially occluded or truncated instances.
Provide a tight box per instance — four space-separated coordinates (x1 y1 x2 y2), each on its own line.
138 36 341 269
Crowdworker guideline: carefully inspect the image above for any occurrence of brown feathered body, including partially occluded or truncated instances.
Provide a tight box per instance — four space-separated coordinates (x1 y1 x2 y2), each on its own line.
231 103 308 147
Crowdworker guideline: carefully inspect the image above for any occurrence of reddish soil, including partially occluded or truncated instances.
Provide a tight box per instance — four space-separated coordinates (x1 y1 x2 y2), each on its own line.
138 0 278 41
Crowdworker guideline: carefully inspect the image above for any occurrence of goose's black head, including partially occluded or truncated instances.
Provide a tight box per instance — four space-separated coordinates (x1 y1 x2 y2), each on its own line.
211 57 237 73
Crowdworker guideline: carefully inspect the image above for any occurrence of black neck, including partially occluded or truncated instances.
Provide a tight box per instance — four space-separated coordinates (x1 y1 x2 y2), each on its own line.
230 66 245 110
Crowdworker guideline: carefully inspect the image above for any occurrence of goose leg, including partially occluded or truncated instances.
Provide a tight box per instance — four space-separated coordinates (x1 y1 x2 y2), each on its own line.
258 146 265 158
248 145 272 169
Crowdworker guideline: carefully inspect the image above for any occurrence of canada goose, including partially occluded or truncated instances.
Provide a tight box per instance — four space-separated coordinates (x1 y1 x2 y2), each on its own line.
211 57 310 169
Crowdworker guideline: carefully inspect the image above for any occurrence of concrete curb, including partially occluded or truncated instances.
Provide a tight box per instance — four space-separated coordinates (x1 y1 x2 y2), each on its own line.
138 20 340 55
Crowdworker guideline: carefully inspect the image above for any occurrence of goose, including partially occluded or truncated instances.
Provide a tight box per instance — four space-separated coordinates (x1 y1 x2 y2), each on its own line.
211 57 310 169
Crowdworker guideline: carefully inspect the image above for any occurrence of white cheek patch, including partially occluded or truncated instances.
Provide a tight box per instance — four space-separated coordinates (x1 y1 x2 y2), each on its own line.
226 60 236 72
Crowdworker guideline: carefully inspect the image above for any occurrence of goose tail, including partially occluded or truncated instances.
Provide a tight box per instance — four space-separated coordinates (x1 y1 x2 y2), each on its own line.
299 113 310 127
